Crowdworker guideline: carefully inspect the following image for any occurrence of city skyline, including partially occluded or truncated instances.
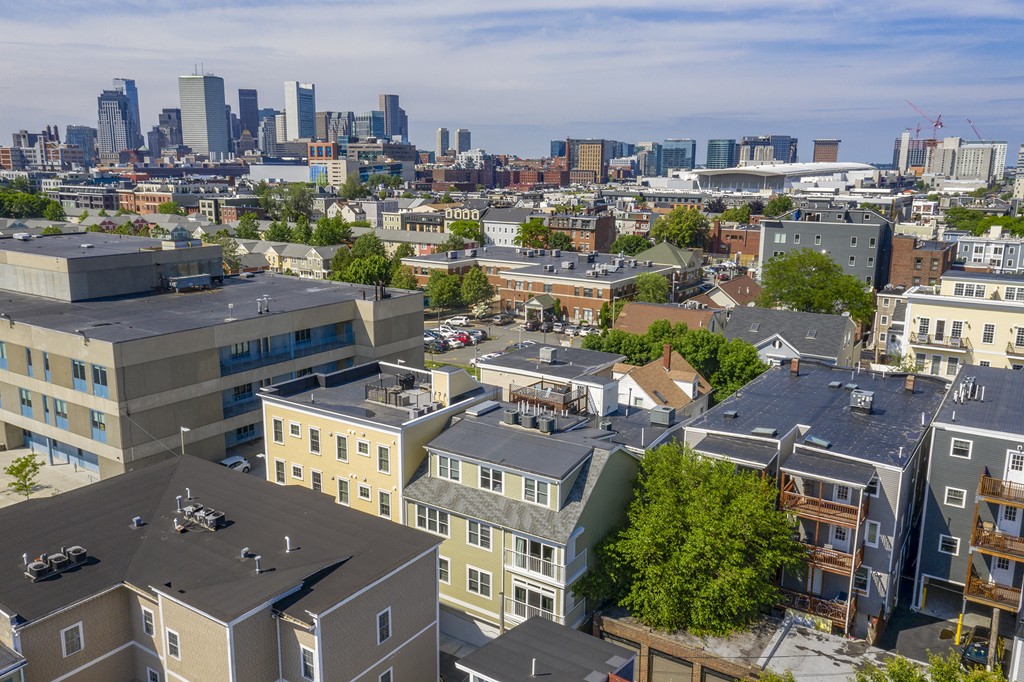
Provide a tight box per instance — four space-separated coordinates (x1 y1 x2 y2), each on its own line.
1 1 1021 163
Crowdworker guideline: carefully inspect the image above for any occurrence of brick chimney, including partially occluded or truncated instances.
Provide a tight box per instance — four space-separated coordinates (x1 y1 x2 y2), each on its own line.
663 343 672 370
905 374 916 393
790 357 800 375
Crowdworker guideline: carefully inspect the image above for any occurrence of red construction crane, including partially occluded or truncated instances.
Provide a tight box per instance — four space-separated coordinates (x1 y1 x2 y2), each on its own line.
966 118 984 141
906 100 943 139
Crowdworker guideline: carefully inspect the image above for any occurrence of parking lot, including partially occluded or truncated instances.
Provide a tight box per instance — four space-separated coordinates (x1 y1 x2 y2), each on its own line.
423 315 590 369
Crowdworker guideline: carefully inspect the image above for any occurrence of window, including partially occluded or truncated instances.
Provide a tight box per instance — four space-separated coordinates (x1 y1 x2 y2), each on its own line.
416 505 449 536
468 520 492 550
946 357 959 376
951 438 972 459
480 467 503 493
524 478 549 506
853 566 870 596
377 445 390 473
90 410 107 443
953 282 986 298
357 439 370 456
294 328 312 344
91 365 109 398
377 607 392 644
379 491 391 518
834 485 851 503
865 521 881 548
61 622 83 657
814 235 821 245
358 484 372 501
300 646 316 680
292 464 303 480
289 422 301 438
72 360 87 391
917 318 930 336
439 556 450 584
869 238 876 248
983 324 995 344
848 256 856 267
54 398 69 430
794 233 801 244
950 321 963 340
275 459 286 484
166 629 180 659
850 236 858 247
865 477 879 497
273 418 284 444
380 669 393 682
232 383 253 401
944 487 966 508
468 567 492 598
867 257 874 268
438 455 460 481
230 341 250 357
1017 328 1024 348
147 669 161 682
938 535 960 555
0 342 5 369
773 232 787 244
142 607 155 636
311 470 322 493
336 435 348 461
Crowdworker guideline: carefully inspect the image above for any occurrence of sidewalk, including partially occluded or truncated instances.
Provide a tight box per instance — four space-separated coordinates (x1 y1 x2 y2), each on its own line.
0 447 97 508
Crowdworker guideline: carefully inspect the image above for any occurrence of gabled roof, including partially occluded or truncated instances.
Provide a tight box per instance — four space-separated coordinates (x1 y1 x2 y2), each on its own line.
613 350 711 410
482 207 536 224
713 274 762 306
634 241 700 268
723 307 855 360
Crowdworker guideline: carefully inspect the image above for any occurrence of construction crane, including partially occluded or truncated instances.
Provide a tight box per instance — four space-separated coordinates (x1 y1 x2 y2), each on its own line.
966 118 984 141
906 100 943 139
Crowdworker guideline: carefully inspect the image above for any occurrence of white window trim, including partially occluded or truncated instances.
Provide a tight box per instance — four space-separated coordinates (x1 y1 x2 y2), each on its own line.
950 438 973 459
854 566 871 597
467 565 493 598
309 427 320 455
336 434 348 462
944 487 967 508
300 644 317 681
467 519 493 552
291 464 304 480
166 628 181 660
60 622 84 658
337 479 350 506
438 455 461 481
289 421 301 438
147 668 161 682
379 668 393 682
358 483 372 501
379 490 392 518
377 444 391 474
415 504 450 537
272 418 284 444
938 534 960 556
376 606 392 645
864 520 881 548
439 555 451 584
356 439 371 457
141 606 155 636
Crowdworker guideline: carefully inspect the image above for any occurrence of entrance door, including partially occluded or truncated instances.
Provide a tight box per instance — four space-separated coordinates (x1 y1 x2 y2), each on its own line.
830 525 851 553
810 568 824 595
930 355 942 375
990 556 1014 586
1005 450 1024 485
998 506 1022 536
934 320 946 342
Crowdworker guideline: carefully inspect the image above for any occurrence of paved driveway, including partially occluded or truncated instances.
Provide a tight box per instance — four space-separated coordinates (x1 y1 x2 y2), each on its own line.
424 317 586 369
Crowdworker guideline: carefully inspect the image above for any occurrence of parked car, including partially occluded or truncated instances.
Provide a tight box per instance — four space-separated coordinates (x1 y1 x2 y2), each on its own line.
466 329 487 342
564 325 580 337
492 313 513 325
219 455 251 473
425 339 448 353
539 320 553 333
447 315 471 326
523 319 541 332
552 322 565 333
423 332 437 343
447 336 466 349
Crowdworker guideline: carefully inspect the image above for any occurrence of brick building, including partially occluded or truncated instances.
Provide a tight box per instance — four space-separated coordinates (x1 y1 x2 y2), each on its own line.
708 222 762 265
546 212 615 253
887 235 955 288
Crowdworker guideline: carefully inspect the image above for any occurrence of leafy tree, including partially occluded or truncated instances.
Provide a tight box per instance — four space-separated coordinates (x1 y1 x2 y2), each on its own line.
41 225 64 235
4 453 42 499
339 174 370 200
649 207 710 248
329 246 351 275
390 265 419 290
576 442 804 635
342 254 391 286
763 195 794 217
98 208 109 217
435 233 468 254
350 232 387 260
714 339 770 399
514 217 551 248
351 219 372 227
633 273 670 303
263 220 292 242
366 173 402 189
78 209 89 221
460 267 494 306
548 231 574 251
209 230 241 273
289 215 312 244
392 242 415 262
157 201 186 216
719 204 751 224
748 199 765 215
42 202 66 221
448 219 483 244
426 270 462 313
759 248 875 323
8 176 33 193
440 191 454 203
401 190 415 198
610 234 651 256
925 650 1003 681
235 212 261 240
598 300 626 328
114 206 136 216
704 197 726 213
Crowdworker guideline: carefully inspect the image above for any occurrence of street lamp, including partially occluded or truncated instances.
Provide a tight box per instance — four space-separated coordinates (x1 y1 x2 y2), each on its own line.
180 426 190 456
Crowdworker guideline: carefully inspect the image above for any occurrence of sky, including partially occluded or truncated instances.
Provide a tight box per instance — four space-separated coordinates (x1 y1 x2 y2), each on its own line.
2 0 1022 165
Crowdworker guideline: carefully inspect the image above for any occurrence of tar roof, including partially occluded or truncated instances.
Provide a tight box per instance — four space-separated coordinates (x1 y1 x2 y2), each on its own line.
0 232 170 259
0 272 409 344
685 361 949 467
934 366 1024 435
691 433 779 468
781 450 876 488
457 616 634 682
939 269 1024 283
722 307 854 359
0 456 437 624
479 345 625 381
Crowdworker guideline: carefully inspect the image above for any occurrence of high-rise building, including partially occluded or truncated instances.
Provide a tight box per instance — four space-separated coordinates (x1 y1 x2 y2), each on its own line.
663 138 697 172
354 111 385 140
892 130 934 174
258 116 278 156
437 128 450 157
177 73 229 156
155 108 183 151
96 89 137 155
65 125 97 166
283 81 316 140
379 94 407 141
275 113 288 144
739 135 797 164
237 88 259 136
111 78 143 148
705 138 737 169
455 128 471 153
636 141 663 176
812 139 841 163
225 105 240 142
315 111 353 142
550 140 566 158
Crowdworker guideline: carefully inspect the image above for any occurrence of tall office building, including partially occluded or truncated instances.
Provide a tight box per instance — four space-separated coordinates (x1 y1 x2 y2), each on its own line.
96 89 137 155
663 138 697 172
237 89 259 136
177 73 229 156
892 130 934 174
455 128 471 153
738 135 797 165
437 128 450 157
111 78 143 148
275 113 288 144
283 81 316 140
354 111 385 139
65 126 97 166
379 94 407 141
705 139 737 169
258 117 278 156
636 141 663 176
157 108 183 147
812 139 841 163
550 140 567 158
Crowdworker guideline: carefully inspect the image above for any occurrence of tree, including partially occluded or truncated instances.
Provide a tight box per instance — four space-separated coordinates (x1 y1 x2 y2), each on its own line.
633 273 670 303
649 207 710 248
98 208 109 217
435 233 468 254
78 209 89 221
719 204 751 224
714 339 770 400
763 195 794 217
289 215 312 244
548 231 574 251
209 230 241 273
43 202 66 221
8 176 33 193
576 442 804 635
748 199 765 215
439 191 454 203
4 453 42 499
390 265 419 290
350 232 387 260
341 254 391 286
279 183 314 222
235 212 261 240
41 225 64 235
610 234 651 256
514 218 551 248
460 267 494 307
263 220 292 242
329 246 351 275
339 174 370 200
157 201 186 216
759 248 875 324
392 242 415 262
426 270 462 313
598 300 625 329
925 650 1003 682
704 197 726 213
448 219 483 245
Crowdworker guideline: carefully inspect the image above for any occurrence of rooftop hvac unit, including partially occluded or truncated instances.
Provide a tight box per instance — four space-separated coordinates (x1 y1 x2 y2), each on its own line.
539 347 557 364
67 546 88 564
723 410 739 419
503 408 520 425
521 413 538 429
26 561 49 580
751 426 778 438
48 553 70 572
564 261 574 269
538 416 555 434
552 249 561 257
13 233 32 241
650 405 675 427
850 389 875 414
447 250 459 259
600 419 614 431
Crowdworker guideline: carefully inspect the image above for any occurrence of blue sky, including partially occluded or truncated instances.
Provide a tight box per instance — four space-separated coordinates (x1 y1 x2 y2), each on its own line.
2 0 1022 164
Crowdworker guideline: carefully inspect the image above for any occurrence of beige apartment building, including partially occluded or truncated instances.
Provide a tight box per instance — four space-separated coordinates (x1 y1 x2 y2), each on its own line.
0 455 439 682
0 231 423 478
258 362 491 523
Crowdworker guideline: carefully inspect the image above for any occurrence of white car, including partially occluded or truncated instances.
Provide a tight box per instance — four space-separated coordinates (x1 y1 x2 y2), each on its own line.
218 455 251 473
448 316 471 326
447 337 466 348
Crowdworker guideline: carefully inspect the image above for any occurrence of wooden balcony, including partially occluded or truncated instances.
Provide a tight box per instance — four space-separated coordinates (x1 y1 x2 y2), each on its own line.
779 589 855 632
965 572 1021 612
803 543 863 576
971 523 1024 562
979 475 1024 507
781 486 868 528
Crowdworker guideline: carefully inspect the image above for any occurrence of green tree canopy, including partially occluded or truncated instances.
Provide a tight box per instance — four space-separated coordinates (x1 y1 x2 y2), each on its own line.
460 267 494 306
0 188 67 220
448 219 484 244
235 212 261 240
548 231 574 251
366 173 402 189
576 442 804 635
851 651 1004 682
309 216 351 246
341 254 391 286
439 191 454 203
435 233 469 254
157 201 186 216
719 204 751 224
42 202 66 221
4 453 42 499
289 215 312 244
426 270 462 312
759 248 875 324
350 232 387 260
943 206 1024 237
41 225 64 235
763 195 794 217
514 217 551 248
263 220 292 242
390 265 419 290
329 246 351 274
633 273 670 303
748 199 766 215
339 174 370 200
649 207 710 248
610 234 651 256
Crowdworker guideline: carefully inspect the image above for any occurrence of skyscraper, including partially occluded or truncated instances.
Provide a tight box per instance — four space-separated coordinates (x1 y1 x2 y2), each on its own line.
437 128 450 157
636 141 663 176
111 78 143 148
238 89 259 136
65 125 97 166
97 90 137 155
177 73 229 156
455 128 471 153
705 139 737 169
283 81 316 140
158 108 183 147
354 111 385 139
379 94 406 141
812 139 841 163
663 139 697 172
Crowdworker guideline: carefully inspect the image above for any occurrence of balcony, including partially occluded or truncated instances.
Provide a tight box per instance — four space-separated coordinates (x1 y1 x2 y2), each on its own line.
504 548 587 583
979 475 1024 507
779 589 855 632
803 543 863 576
971 522 1024 562
965 571 1021 612
504 597 586 627
909 333 972 352
1007 342 1024 358
781 484 868 528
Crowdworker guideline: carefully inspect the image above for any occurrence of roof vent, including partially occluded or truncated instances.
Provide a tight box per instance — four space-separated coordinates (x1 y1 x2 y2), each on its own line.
466 400 501 417
828 381 843 389
844 383 858 391
850 389 874 414
80 243 95 248
804 435 832 449
751 426 778 438
723 409 739 419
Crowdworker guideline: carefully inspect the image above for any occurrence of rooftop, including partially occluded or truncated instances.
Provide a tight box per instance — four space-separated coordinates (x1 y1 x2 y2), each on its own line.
478 344 625 381
696 162 875 178
933 366 1024 435
722 307 855 360
935 269 1024 283
0 231 173 259
613 301 721 335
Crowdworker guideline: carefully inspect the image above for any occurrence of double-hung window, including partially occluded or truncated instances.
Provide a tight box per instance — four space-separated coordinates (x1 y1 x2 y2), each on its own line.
480 467 503 493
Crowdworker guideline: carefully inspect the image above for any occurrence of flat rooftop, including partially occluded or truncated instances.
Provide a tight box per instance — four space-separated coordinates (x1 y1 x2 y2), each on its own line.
0 232 171 259
0 272 412 344
937 269 1024 283
404 246 674 281
479 345 625 381
933 366 1024 435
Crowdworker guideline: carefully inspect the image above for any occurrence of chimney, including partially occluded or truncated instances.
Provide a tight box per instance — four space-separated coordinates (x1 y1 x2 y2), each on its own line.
904 374 915 393
790 357 800 375
663 343 671 370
